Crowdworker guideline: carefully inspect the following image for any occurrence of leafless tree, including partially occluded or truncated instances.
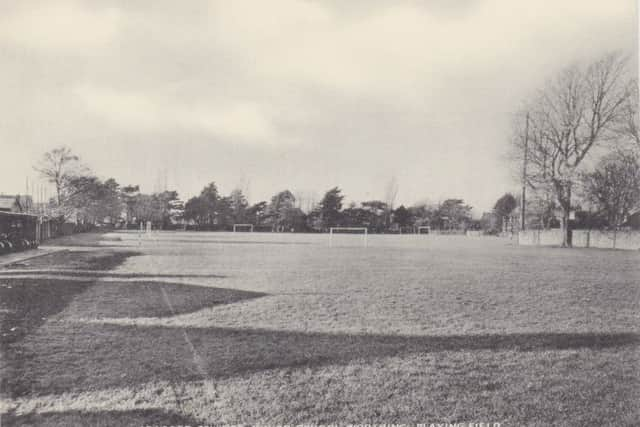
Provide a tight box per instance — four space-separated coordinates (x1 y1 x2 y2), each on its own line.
581 149 640 228
617 80 639 148
384 175 399 226
512 53 633 246
34 146 90 216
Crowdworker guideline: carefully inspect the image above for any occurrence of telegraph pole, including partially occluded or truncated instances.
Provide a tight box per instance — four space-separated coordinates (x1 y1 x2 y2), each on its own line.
521 112 529 231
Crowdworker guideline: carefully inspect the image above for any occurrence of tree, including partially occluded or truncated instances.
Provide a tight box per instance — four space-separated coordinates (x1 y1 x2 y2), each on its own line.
493 193 517 232
246 201 268 227
513 53 633 246
184 196 208 227
408 204 435 228
34 146 90 220
229 188 249 223
581 150 640 229
434 199 472 230
217 196 234 229
383 176 399 227
154 190 180 229
183 182 221 228
361 200 388 232
121 185 140 226
319 187 344 229
393 205 412 229
64 175 123 224
617 80 639 149
266 190 298 231
199 182 220 227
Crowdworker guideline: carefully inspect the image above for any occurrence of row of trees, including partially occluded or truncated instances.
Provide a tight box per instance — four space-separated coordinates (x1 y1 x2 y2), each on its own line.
34 147 478 233
34 147 183 228
183 183 475 232
510 52 639 246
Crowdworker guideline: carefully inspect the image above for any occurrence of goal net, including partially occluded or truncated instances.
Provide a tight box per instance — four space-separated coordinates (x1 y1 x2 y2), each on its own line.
233 224 254 232
329 227 368 247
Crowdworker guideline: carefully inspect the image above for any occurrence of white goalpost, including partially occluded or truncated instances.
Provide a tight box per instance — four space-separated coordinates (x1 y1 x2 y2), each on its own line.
233 224 254 232
329 227 368 247
415 226 431 234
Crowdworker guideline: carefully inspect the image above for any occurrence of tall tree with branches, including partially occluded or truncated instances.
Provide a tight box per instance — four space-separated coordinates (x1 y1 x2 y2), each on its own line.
34 146 88 206
512 53 633 246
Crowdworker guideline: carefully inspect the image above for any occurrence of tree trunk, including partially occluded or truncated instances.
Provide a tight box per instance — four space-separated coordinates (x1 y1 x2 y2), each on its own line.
560 184 572 247
561 206 570 247
553 179 572 248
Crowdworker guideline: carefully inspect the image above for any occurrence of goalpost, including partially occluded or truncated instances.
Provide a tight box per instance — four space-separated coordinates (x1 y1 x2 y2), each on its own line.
233 224 254 232
329 227 368 247
415 226 431 234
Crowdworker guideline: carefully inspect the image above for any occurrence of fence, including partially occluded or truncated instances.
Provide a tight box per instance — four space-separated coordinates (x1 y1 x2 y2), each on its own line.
518 229 640 250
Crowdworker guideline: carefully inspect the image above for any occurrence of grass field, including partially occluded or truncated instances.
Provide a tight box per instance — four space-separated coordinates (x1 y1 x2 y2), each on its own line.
0 231 639 426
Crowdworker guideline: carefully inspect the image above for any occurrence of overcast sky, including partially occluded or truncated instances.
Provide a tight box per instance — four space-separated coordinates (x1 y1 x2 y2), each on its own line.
0 0 637 213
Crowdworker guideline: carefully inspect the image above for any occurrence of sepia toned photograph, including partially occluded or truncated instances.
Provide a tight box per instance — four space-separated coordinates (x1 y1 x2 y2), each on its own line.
0 1 638 426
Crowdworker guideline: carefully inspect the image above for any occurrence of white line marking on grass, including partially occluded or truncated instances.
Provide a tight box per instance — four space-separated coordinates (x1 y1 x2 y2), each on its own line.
159 286 218 403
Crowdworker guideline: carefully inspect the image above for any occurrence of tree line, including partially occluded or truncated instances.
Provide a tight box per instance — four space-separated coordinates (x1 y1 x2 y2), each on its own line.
182 184 476 233
32 52 638 239
33 148 479 233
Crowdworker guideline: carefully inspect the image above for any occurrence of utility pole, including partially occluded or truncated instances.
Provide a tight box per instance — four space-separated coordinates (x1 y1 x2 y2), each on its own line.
521 112 529 231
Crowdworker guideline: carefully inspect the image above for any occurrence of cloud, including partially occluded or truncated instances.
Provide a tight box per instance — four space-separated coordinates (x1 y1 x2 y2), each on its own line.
75 85 279 144
0 0 635 209
0 2 121 52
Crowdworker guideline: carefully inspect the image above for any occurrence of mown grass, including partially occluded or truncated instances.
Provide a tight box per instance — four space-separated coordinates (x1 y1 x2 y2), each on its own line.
2 408 200 427
1 232 639 425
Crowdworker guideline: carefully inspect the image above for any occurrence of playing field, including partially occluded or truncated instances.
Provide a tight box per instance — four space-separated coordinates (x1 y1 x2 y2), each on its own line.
1 231 638 425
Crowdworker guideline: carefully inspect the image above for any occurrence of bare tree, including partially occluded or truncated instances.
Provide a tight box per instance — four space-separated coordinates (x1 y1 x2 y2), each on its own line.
383 175 399 227
618 80 639 148
513 53 633 246
34 146 88 206
581 149 640 228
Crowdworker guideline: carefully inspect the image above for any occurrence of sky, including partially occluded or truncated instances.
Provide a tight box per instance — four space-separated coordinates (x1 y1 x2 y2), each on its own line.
0 0 637 214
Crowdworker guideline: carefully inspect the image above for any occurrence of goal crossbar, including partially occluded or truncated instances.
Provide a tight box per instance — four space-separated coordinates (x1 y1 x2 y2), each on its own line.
233 223 254 232
329 227 368 247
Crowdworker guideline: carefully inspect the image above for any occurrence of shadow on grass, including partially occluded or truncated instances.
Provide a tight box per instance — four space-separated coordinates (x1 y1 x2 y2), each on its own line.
5 320 639 397
0 279 93 344
0 271 227 279
137 238 312 245
0 278 266 343
0 408 200 427
2 250 141 271
65 281 266 319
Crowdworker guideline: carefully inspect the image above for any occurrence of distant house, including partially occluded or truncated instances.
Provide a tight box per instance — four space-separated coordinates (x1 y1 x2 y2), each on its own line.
0 195 33 213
